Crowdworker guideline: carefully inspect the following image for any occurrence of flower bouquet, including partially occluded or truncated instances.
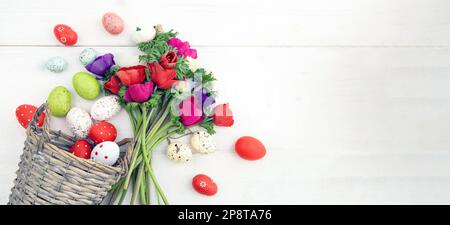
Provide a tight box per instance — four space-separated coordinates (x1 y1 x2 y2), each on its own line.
94 25 235 204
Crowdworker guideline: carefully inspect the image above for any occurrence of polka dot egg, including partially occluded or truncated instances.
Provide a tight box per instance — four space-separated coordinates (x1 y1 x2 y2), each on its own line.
88 121 117 144
91 141 120 166
46 56 67 73
79 48 97 66
190 130 216 154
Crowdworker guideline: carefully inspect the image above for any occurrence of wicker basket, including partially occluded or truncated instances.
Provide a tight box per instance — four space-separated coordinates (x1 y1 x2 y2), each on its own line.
8 104 133 205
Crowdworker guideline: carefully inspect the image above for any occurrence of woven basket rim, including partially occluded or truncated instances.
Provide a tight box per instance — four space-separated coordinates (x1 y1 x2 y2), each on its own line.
28 103 133 175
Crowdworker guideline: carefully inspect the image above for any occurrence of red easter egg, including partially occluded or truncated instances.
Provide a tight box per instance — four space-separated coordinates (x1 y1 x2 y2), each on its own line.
70 139 92 159
192 174 218 196
235 136 266 160
53 24 78 46
15 104 45 128
88 121 117 144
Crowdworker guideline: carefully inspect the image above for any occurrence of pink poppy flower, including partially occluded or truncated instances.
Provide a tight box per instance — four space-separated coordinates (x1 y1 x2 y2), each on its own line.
167 37 198 59
179 96 203 126
124 82 154 103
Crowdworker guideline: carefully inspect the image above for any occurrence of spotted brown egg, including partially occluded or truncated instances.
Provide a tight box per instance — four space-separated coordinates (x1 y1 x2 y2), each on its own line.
167 142 192 162
90 95 121 121
190 130 216 154
66 107 93 138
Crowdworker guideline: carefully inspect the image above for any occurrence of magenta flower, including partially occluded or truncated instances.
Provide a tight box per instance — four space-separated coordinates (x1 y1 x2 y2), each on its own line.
124 82 154 103
167 37 197 59
179 96 203 126
85 53 115 79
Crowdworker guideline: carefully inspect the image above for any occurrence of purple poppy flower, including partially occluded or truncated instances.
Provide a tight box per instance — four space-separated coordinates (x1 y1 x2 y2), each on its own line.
195 89 215 107
167 37 197 59
124 82 154 103
85 53 115 79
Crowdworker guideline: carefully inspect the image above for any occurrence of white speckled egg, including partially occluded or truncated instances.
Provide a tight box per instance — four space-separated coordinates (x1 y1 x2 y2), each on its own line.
167 142 192 162
46 56 67 73
90 95 121 121
79 48 97 66
191 130 216 154
66 107 93 138
91 141 120 166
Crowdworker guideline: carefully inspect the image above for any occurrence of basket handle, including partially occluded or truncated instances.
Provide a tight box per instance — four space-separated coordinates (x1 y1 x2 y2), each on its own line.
27 103 51 140
117 138 133 147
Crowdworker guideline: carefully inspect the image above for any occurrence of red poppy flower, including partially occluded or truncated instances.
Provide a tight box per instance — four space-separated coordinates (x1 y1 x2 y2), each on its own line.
116 65 147 86
147 62 177 89
104 75 121 94
213 103 234 127
160 51 178 69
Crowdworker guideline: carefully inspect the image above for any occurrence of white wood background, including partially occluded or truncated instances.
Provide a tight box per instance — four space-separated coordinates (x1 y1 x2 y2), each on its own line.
1 0 450 204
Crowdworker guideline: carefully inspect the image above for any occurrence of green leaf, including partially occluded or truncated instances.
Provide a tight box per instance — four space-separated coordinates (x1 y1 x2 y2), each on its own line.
102 66 120 82
138 30 177 64
171 117 186 134
174 57 190 80
199 119 216 135
146 90 163 108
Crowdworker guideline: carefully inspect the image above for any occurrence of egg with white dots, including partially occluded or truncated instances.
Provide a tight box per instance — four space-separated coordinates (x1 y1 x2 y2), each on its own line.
190 130 216 154
46 56 67 73
90 95 121 121
79 48 97 66
66 107 93 138
91 141 120 166
166 142 192 162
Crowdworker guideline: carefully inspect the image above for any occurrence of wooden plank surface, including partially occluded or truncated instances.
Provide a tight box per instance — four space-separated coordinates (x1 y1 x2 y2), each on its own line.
2 0 450 205
1 46 450 204
1 0 450 46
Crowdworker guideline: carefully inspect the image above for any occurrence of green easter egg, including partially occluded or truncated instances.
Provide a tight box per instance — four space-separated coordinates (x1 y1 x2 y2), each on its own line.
48 86 72 117
72 72 100 100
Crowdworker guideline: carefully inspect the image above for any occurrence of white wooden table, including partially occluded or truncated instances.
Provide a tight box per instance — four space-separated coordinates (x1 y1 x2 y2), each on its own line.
1 0 450 204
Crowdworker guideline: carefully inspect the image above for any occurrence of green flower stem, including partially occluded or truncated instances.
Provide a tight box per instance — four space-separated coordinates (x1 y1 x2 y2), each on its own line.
140 175 147 204
147 100 173 140
141 129 178 205
146 173 151 204
122 107 146 190
131 124 176 172
117 100 175 204
130 105 149 204
123 137 142 189
131 163 145 205
125 107 137 135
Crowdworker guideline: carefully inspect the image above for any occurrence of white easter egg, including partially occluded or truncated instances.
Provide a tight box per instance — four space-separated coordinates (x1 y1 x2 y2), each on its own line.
167 142 192 162
90 95 121 121
190 130 216 154
46 56 67 73
79 48 98 66
66 107 93 138
131 26 156 44
91 141 120 166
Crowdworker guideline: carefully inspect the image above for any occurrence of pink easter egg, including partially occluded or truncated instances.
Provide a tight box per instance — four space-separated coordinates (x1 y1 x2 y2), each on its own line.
102 12 124 35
